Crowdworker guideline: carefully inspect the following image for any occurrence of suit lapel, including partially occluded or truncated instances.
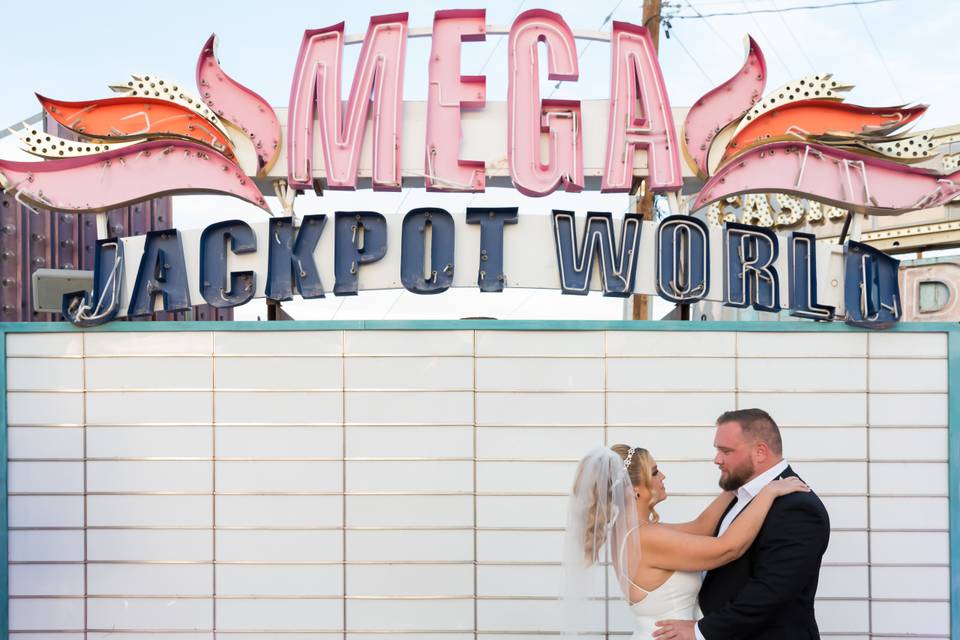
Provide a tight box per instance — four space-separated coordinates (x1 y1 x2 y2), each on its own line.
714 496 739 536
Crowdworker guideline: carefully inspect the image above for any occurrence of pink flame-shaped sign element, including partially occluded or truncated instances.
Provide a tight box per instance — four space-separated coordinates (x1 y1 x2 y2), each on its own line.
692 141 960 216
682 36 766 179
0 139 269 213
197 35 282 179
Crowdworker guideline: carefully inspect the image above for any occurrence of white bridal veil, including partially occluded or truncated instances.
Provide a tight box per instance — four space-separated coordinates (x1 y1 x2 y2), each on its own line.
560 446 643 638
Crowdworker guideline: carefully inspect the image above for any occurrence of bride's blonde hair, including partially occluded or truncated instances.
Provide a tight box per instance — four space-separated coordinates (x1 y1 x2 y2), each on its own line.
578 444 660 563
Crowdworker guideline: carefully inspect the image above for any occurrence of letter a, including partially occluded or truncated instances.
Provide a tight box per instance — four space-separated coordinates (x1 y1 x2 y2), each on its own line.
602 22 682 193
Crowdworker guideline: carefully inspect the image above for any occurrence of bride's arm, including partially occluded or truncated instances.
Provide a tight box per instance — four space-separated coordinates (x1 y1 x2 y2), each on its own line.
639 478 808 572
657 491 735 535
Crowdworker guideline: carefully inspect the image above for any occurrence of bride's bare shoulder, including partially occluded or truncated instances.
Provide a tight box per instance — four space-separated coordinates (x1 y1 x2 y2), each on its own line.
636 522 673 541
638 522 705 549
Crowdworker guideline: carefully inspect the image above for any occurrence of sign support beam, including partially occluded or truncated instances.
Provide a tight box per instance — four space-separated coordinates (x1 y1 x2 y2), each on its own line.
632 0 665 321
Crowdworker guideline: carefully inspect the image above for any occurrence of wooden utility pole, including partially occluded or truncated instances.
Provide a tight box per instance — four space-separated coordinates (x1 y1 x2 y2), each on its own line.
631 0 663 320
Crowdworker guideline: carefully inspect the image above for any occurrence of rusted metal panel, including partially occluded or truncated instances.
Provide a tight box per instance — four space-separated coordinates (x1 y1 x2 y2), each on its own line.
106 208 127 240
54 212 79 271
23 205 53 321
129 203 150 236
80 214 98 270
0 114 233 322
0 196 22 321
151 197 172 229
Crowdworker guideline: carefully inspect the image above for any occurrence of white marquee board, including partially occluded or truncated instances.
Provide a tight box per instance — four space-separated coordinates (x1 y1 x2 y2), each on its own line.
3 325 952 637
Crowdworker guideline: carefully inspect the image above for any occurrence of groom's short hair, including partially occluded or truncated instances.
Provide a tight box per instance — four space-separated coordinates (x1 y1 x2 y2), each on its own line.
717 408 783 456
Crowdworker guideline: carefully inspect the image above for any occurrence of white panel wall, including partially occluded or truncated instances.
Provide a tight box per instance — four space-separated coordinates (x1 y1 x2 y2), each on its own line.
4 328 951 639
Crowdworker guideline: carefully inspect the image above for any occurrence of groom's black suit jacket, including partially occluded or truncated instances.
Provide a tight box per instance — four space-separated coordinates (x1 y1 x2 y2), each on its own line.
698 466 830 640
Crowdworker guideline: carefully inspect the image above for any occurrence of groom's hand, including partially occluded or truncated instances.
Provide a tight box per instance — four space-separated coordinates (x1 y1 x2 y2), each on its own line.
653 619 695 639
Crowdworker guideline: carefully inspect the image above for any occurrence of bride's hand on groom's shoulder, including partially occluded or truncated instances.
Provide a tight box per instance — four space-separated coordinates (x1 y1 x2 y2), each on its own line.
762 477 810 498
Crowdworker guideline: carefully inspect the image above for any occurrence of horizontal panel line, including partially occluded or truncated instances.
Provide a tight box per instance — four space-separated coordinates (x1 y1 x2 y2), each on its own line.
6 457 950 465
16 526 506 532
6 424 86 428
6 425 947 433
7 491 952 499
5 353 948 360
14 526 514 532
5 354 86 359
9 352 940 359
7 420 948 431
10 594 923 604
10 594 476 600
8 559 950 566
69 354 217 358
7 526 941 534
6 388 950 394
7 389 85 393
3 633 909 638
7 559 946 567
5 558 941 567
2 424 952 431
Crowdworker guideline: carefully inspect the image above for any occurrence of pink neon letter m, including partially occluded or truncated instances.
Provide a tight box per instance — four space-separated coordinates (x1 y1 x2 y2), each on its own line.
288 14 408 191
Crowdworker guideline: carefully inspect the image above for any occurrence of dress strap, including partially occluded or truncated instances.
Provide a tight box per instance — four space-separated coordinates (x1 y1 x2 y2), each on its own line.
617 524 650 595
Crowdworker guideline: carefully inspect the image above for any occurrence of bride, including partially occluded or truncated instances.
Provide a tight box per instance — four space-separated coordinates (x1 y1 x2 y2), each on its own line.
560 444 808 639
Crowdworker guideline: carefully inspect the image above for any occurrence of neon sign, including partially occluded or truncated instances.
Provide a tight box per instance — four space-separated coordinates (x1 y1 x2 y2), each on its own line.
5 9 956 329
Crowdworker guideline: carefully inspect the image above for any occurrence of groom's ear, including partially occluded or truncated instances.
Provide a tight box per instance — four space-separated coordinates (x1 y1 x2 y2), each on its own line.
754 440 772 464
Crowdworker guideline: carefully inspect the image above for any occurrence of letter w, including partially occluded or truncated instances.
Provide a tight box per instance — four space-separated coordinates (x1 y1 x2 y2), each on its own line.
288 13 408 191
552 211 643 297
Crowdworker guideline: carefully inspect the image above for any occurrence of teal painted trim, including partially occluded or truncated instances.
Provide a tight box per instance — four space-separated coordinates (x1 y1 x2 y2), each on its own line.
950 331 960 640
0 320 957 333
0 330 7 637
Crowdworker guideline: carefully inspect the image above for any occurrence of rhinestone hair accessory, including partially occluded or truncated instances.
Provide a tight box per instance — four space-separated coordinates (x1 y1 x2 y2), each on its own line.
623 446 637 470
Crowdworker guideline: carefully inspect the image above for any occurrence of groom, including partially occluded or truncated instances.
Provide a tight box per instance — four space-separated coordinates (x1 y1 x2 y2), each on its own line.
654 408 831 639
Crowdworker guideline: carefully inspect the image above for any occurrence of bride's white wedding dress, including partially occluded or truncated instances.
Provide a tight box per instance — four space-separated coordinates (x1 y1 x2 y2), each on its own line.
619 527 703 640
625 570 703 639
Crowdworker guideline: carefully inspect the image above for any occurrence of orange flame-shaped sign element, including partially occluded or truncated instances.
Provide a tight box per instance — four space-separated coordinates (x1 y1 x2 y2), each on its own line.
39 94 237 161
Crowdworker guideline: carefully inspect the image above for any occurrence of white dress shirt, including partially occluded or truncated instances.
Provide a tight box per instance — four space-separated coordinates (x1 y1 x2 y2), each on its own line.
695 459 790 640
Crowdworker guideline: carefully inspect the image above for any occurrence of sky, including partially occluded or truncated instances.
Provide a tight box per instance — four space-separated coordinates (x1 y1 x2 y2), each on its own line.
0 0 955 320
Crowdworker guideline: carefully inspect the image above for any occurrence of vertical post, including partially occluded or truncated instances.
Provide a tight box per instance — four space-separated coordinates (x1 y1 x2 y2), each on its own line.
0 329 7 639
949 330 960 640
631 0 663 320
267 299 279 321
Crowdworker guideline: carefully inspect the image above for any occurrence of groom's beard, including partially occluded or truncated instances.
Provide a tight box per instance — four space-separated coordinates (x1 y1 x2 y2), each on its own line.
719 458 755 491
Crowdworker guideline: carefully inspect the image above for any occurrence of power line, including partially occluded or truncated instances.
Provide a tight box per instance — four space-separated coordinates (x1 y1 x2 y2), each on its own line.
414 0 529 219
669 29 716 85
770 0 818 72
738 1 795 77
463 0 529 210
672 0 897 18
684 0 739 56
548 0 626 98
380 290 405 319
477 0 528 73
853 1 905 101
393 189 412 214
